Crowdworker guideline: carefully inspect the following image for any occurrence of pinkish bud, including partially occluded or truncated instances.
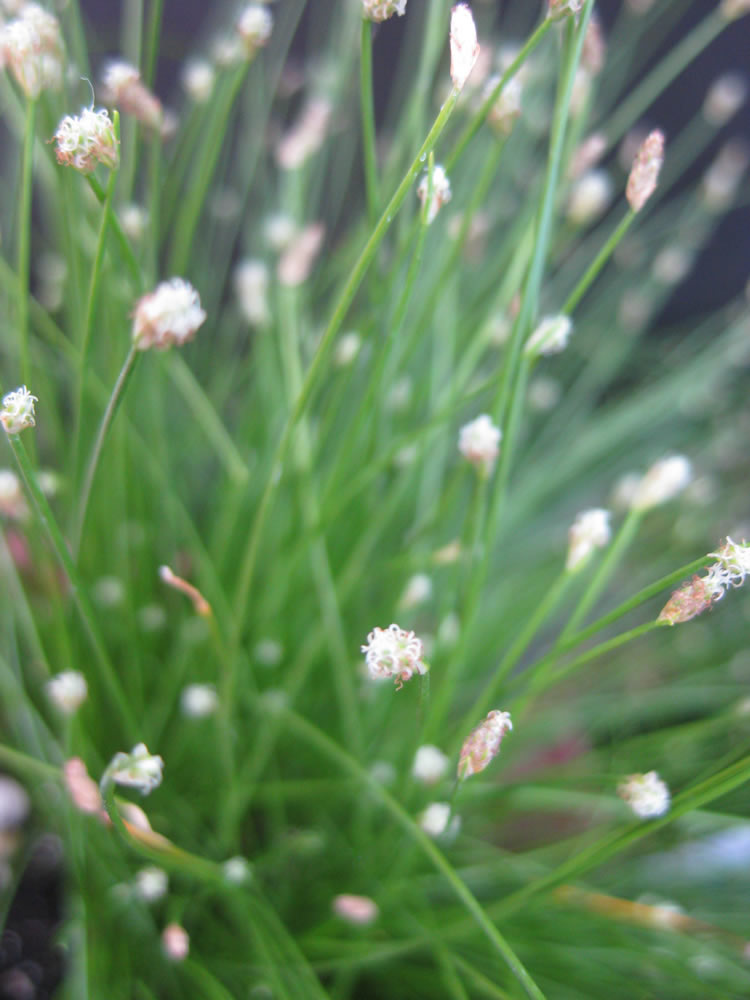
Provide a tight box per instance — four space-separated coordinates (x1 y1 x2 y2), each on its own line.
626 130 665 213
450 4 479 91
458 710 512 780
332 894 379 925
102 61 162 130
162 923 189 961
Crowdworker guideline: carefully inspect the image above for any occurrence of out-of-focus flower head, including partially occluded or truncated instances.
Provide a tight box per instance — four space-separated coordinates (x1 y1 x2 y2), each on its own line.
361 624 428 688
458 710 512 779
132 279 206 351
53 107 119 174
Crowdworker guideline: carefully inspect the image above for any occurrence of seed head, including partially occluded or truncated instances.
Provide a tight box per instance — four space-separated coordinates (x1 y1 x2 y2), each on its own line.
54 107 119 174
626 130 665 212
332 894 379 925
412 744 449 785
361 623 428 688
618 771 670 818
234 259 270 327
180 683 219 718
458 414 501 475
0 5 63 98
566 170 613 226
132 279 206 351
658 537 750 625
162 923 189 962
362 0 407 22
566 508 611 572
524 314 573 359
135 866 168 903
458 710 512 780
417 165 451 224
720 0 750 20
277 222 325 286
548 0 584 20
450 4 479 91
703 73 747 127
483 74 522 137
102 743 164 796
181 59 215 104
1 385 37 435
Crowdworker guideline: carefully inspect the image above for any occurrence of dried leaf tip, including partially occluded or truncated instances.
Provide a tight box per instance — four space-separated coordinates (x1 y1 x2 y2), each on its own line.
450 5 479 91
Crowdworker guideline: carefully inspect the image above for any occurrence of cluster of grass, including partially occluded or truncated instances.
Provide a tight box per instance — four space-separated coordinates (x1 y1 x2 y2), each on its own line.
1 0 750 996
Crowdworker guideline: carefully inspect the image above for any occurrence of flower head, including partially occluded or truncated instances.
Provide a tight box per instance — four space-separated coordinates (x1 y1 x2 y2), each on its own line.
162 923 189 961
412 744 449 785
102 60 162 130
361 623 428 688
180 683 219 718
0 5 63 98
458 414 501 475
548 0 583 18
0 469 27 520
362 0 407 22
1 386 37 435
720 0 750 20
524 314 573 359
132 279 206 351
181 59 215 104
102 742 164 795
618 771 670 818
332 894 379 925
450 4 479 91
419 801 461 839
234 259 270 327
626 130 665 213
135 866 168 903
237 4 273 56
630 455 691 511
483 74 522 137
566 508 611 572
54 107 119 174
223 856 253 885
46 671 88 715
458 710 512 780
658 537 750 625
63 758 103 815
417 165 451 224
399 573 433 610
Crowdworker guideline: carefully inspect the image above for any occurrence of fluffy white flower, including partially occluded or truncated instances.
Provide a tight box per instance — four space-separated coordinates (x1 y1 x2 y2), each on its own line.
132 278 206 351
458 414 501 475
332 893 379 925
103 743 164 795
618 771 670 818
134 866 168 903
361 623 427 688
566 508 611 571
54 107 118 174
237 5 273 54
46 671 88 715
524 315 573 359
1 386 37 435
399 573 432 610
417 164 451 224
180 683 219 718
449 4 479 91
659 537 750 625
631 455 691 511
412 745 449 785
362 0 407 22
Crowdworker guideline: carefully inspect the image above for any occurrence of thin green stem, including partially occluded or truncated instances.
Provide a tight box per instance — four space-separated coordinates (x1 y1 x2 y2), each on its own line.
276 704 547 1000
360 19 379 225
7 435 137 740
87 175 143 289
233 85 463 630
72 345 140 558
561 210 635 315
18 97 37 387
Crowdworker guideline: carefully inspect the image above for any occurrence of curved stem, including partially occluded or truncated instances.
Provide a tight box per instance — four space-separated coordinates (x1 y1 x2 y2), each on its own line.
561 210 635 315
360 19 379 225
72 345 140 558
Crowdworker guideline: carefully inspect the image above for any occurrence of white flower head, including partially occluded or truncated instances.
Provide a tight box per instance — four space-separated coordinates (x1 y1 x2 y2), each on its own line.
566 508 611 572
703 73 747 127
135 866 168 903
483 74 522 137
103 742 164 795
180 683 219 718
417 164 451 224
450 4 479 91
132 278 206 351
0 468 27 520
399 573 433 610
458 414 501 475
46 671 88 715
618 771 670 818
54 107 119 174
223 855 253 885
334 332 361 367
720 0 750 21
524 314 573 359
631 455 691 511
566 169 613 226
361 623 428 688
458 710 512 780
234 259 270 327
332 893 379 925
162 923 189 962
181 59 215 104
1 386 37 434
0 5 63 98
362 1 407 22
626 130 665 213
419 801 461 839
412 745 449 785
120 203 148 242
237 4 273 56
254 638 283 667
